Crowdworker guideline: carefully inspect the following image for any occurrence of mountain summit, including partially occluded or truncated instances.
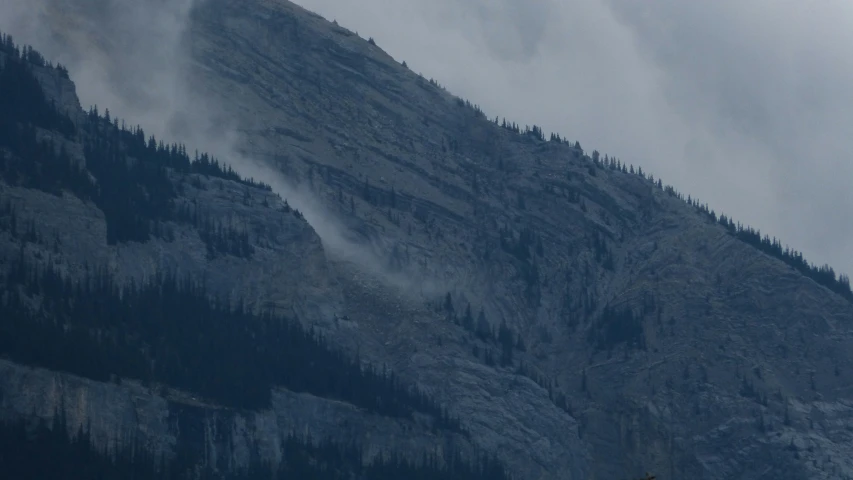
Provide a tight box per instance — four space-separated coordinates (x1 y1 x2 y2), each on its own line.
1 1 852 479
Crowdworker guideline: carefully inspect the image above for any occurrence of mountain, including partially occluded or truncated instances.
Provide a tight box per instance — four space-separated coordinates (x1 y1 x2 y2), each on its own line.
2 1 853 479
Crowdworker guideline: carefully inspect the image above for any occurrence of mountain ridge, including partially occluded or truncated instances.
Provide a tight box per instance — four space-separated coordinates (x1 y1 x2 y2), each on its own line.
1 32 511 480
182 2 853 477
1 1 853 479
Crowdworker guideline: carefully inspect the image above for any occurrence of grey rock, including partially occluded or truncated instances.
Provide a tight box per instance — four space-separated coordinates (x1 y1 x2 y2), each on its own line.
2 1 853 479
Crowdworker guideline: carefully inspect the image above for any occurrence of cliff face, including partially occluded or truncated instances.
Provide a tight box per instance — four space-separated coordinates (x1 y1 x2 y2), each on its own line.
2 1 853 479
1 47 480 477
185 2 853 478
0 358 479 473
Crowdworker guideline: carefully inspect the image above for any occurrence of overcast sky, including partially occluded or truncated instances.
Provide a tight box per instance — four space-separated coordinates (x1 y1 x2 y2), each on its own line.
294 0 853 279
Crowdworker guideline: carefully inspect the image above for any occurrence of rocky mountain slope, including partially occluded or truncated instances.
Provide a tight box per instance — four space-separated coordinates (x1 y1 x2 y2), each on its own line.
0 37 498 480
2 1 853 479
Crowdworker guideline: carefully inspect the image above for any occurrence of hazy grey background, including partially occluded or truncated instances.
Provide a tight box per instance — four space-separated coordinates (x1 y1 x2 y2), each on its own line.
296 0 853 278
0 0 850 279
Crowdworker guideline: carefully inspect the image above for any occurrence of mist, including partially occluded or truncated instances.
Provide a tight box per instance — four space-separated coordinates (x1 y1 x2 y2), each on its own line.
0 0 446 299
295 0 853 279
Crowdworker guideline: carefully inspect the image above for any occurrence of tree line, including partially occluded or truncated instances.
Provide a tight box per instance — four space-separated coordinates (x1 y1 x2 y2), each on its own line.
447 58 852 303
0 411 507 480
1 35 269 258
0 253 461 433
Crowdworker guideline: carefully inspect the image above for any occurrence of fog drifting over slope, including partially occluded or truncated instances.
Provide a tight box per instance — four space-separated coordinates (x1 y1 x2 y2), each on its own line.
1 0 851 279
0 0 452 299
295 0 853 278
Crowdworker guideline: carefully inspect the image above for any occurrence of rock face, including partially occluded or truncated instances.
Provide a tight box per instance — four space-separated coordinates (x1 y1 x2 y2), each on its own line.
0 358 478 474
2 1 853 479
1 48 478 477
